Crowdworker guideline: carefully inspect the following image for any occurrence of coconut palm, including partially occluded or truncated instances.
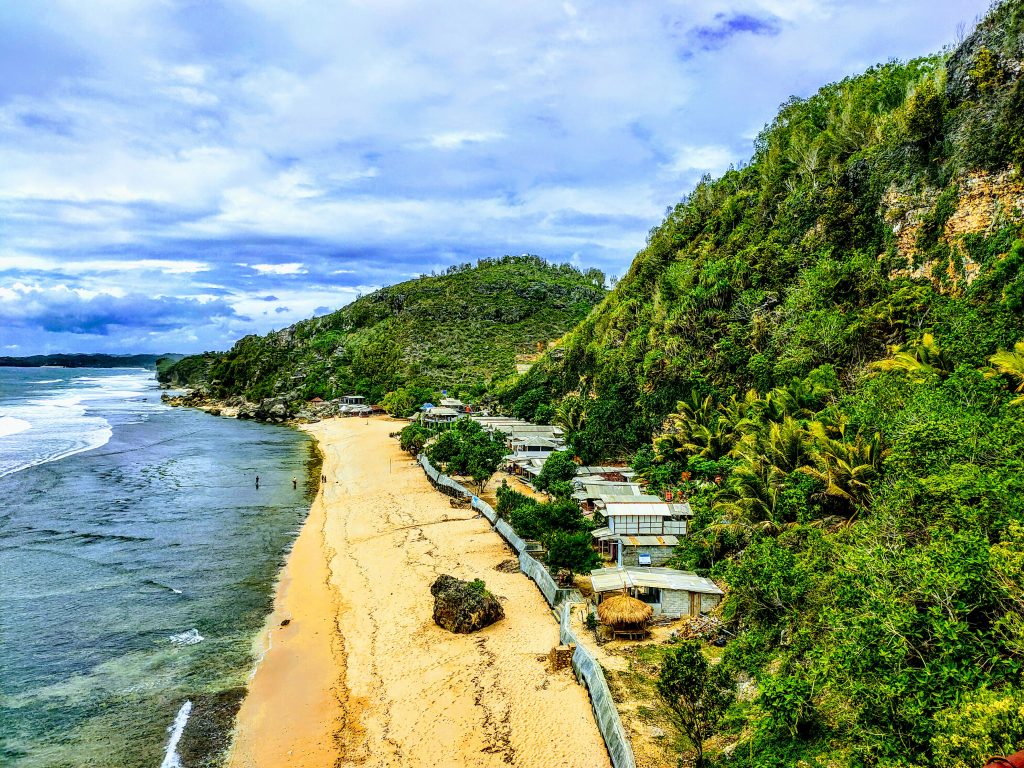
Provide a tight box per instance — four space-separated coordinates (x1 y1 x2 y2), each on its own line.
800 423 887 520
553 394 588 432
989 341 1024 405
869 332 950 380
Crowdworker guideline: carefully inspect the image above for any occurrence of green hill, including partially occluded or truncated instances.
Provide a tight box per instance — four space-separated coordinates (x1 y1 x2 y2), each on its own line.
0 353 183 371
496 3 1024 766
160 255 605 403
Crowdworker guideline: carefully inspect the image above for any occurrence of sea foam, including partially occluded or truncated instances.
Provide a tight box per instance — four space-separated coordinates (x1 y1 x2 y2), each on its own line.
159 700 192 768
0 415 31 438
168 629 204 646
0 370 155 478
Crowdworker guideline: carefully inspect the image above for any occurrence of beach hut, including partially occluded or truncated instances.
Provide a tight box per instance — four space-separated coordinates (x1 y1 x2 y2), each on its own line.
596 593 653 639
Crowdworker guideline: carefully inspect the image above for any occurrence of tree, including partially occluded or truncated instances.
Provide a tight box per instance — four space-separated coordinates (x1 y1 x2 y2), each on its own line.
399 423 434 455
657 641 735 768
544 530 600 576
868 332 951 380
425 419 506 492
989 340 1024 405
533 450 579 492
381 387 418 417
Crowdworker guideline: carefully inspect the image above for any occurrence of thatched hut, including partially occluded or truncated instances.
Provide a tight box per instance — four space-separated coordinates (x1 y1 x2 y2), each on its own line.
597 594 653 639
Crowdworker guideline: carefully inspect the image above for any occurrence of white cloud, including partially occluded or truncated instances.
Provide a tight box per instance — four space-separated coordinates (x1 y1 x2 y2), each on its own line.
249 263 308 275
429 131 506 149
0 0 992 352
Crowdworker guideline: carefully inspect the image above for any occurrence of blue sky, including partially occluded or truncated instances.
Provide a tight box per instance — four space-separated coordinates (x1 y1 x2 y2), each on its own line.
0 0 988 355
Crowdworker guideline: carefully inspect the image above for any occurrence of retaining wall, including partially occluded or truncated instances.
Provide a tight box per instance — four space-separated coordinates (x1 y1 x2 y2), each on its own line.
560 603 637 768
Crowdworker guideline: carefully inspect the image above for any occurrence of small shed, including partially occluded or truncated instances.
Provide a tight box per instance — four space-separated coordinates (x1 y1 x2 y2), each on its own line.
591 566 724 618
597 594 653 639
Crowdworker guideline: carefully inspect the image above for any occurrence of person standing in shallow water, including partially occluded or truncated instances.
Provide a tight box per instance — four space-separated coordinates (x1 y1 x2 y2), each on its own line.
292 477 297 490
255 475 260 489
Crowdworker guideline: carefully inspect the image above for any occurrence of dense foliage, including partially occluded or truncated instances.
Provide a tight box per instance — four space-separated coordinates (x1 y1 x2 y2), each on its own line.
497 4 1024 765
658 641 736 768
424 419 506 491
160 256 605 403
494 483 598 573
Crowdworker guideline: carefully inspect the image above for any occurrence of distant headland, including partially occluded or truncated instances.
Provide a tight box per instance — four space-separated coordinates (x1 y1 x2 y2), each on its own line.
0 353 184 371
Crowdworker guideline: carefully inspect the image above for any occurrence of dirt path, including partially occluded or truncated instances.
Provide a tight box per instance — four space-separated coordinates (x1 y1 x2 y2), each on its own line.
228 417 610 768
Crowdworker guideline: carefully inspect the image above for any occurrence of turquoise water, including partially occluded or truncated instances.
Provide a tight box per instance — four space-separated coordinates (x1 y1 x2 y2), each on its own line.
0 368 317 767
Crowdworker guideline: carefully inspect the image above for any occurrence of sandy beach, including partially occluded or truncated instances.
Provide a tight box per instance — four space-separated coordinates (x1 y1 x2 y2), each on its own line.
227 417 610 768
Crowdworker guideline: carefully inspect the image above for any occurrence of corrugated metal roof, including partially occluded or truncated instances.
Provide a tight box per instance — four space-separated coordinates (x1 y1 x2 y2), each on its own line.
510 436 562 447
590 566 724 595
599 493 663 505
618 535 679 546
604 502 675 517
424 407 461 416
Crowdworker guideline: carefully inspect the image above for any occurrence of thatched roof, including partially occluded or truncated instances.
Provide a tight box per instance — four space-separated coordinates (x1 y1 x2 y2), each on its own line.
597 594 653 627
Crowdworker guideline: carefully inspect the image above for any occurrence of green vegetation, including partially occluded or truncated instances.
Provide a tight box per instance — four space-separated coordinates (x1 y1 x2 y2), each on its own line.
657 641 735 768
495 483 596 574
0 353 182 370
532 449 579 493
159 255 605 403
398 422 434 456
424 419 506 491
544 530 600 576
497 4 1024 765
380 386 435 417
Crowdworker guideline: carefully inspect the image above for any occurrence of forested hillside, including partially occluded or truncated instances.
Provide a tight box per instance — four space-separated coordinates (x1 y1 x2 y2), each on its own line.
497 3 1024 765
160 256 604 403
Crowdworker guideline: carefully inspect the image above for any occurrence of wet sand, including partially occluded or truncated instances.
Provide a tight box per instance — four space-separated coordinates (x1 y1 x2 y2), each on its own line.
227 417 610 768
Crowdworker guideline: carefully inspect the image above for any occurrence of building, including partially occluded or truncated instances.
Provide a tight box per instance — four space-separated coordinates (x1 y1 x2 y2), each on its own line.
341 395 366 405
591 498 692 566
439 397 471 412
421 406 462 427
574 466 635 483
572 482 646 514
590 566 723 618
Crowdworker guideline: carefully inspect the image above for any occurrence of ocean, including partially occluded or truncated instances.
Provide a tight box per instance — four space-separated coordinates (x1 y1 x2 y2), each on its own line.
0 368 318 767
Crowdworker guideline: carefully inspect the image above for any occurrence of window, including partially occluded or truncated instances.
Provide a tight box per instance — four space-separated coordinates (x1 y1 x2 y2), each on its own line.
638 516 660 534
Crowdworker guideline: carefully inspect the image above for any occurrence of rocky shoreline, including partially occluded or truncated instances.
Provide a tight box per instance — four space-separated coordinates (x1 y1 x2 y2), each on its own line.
160 389 351 424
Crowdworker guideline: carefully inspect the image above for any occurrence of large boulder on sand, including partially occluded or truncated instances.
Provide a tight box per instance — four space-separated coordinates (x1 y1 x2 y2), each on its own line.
430 575 504 633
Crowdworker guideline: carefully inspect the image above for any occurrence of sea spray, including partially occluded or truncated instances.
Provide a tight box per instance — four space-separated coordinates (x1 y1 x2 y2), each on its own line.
159 701 192 768
168 629 204 646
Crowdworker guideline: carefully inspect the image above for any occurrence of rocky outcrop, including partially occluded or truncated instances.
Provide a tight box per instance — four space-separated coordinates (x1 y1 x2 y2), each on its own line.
430 575 504 634
882 169 1024 291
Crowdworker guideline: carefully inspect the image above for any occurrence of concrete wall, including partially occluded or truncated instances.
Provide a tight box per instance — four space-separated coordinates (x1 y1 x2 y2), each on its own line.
619 545 674 567
560 604 637 768
701 592 723 613
660 589 690 618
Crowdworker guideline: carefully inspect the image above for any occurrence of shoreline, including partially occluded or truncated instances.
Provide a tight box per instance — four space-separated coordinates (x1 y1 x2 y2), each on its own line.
224 416 610 768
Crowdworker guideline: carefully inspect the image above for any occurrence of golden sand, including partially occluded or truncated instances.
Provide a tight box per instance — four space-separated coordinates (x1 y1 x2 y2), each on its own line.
227 417 610 768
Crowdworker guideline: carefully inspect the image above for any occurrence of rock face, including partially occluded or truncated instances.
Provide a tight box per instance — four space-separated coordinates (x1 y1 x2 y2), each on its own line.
430 575 504 634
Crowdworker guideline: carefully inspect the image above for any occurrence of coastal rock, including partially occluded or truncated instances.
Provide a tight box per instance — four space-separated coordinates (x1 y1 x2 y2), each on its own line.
430 575 504 634
236 402 258 420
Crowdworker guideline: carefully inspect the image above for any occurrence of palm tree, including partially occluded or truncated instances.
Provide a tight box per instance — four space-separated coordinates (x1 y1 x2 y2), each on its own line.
869 332 950 380
800 423 887 521
654 394 717 461
989 341 1024 405
554 395 588 432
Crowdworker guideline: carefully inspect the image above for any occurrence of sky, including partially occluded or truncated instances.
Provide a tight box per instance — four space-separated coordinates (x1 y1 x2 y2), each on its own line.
0 0 989 355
